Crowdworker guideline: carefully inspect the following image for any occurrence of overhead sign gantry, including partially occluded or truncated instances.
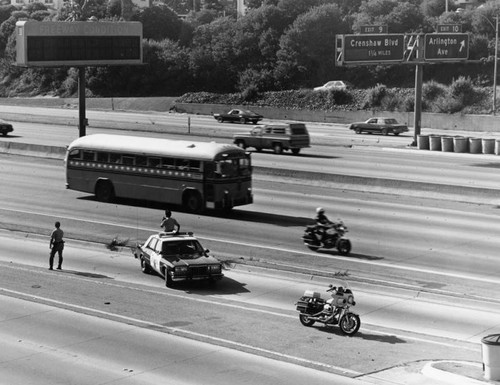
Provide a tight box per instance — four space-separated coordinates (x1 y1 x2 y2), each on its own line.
335 26 470 145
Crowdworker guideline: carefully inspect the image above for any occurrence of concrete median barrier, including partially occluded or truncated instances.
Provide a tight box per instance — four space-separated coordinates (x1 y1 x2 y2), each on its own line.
0 141 66 159
3 141 500 205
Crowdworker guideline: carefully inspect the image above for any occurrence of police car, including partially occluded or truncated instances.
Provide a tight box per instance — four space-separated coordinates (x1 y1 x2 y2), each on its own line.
134 232 223 287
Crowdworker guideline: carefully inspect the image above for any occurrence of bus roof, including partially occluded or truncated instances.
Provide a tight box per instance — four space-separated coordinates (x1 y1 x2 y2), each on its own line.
67 134 246 161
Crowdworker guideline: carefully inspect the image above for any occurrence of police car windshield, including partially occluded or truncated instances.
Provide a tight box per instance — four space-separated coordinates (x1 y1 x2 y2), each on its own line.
161 240 204 259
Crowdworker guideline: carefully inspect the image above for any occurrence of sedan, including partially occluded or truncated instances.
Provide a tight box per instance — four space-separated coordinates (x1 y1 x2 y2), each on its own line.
0 119 13 136
213 109 263 124
313 80 353 92
348 117 409 136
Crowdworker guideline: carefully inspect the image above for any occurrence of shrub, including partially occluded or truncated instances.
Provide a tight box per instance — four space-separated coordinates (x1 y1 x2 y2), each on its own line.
364 84 388 108
432 95 463 113
380 94 401 111
449 76 477 106
422 80 446 101
329 89 353 105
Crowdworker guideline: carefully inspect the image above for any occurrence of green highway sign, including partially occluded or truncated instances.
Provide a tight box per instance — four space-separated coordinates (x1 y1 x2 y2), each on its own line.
424 33 469 61
437 24 462 33
342 34 404 63
360 25 388 34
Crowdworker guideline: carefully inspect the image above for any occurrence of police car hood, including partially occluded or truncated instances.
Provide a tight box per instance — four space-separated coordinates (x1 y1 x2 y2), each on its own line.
162 254 220 265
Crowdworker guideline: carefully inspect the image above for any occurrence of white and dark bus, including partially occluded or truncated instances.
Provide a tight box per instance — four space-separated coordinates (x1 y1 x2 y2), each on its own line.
65 134 253 212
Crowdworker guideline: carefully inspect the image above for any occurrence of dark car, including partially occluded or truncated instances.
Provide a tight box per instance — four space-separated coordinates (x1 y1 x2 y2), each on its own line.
348 117 409 136
0 119 13 136
213 109 263 124
233 123 310 155
134 232 223 287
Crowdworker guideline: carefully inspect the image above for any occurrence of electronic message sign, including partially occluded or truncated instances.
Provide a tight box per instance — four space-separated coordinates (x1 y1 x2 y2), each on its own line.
16 21 143 67
424 33 469 61
341 34 405 64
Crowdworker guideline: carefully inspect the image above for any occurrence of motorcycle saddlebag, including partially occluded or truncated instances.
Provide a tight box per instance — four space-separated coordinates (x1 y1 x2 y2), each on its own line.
296 299 311 313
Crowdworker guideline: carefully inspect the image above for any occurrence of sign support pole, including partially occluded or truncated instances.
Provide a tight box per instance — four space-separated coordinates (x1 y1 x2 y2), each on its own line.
78 67 86 137
412 63 423 146
494 15 498 115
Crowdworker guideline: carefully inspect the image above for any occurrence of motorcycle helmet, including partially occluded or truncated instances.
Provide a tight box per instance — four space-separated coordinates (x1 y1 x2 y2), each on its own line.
316 207 325 214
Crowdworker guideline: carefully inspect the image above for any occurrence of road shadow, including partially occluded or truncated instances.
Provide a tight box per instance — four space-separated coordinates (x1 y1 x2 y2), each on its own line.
470 162 500 169
316 326 406 344
165 274 250 295
316 249 384 261
77 195 316 228
250 150 339 159
56 269 112 279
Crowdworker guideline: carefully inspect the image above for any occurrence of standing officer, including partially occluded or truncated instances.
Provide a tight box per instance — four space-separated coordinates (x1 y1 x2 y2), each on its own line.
49 221 65 270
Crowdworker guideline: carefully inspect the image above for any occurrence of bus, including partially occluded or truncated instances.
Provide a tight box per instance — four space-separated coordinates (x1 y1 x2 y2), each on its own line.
65 134 253 212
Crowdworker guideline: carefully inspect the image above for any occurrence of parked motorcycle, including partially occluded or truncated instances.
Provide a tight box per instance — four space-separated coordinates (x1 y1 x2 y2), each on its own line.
295 284 360 336
302 221 352 255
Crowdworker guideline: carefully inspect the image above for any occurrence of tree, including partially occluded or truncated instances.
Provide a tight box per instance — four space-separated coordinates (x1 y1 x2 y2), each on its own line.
275 4 349 89
189 16 239 92
352 0 426 33
131 5 183 41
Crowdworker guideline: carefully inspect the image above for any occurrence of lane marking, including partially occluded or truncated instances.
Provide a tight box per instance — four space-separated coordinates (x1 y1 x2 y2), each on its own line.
0 264 481 353
0 287 361 376
1 205 499 286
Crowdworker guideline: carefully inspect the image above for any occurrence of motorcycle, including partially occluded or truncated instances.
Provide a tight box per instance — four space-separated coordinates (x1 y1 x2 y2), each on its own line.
295 284 360 336
302 221 352 255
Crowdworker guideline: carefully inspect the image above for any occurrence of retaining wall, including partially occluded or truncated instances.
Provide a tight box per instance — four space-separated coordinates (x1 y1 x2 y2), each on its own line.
1 97 499 132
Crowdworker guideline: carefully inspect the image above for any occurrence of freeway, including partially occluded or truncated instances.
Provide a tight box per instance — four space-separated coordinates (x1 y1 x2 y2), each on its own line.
5 109 500 200
0 232 488 384
1 154 500 299
1 106 500 383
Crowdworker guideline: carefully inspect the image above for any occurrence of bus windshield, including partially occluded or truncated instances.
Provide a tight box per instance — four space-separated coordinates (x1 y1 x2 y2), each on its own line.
214 156 251 178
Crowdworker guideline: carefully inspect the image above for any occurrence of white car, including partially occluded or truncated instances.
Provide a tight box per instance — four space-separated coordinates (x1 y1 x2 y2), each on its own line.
313 80 353 92
134 232 223 287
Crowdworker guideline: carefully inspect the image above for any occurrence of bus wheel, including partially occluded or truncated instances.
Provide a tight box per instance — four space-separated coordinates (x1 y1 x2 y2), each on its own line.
184 191 203 213
95 180 115 202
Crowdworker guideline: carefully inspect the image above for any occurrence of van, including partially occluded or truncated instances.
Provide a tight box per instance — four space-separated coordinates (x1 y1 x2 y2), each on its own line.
233 122 310 155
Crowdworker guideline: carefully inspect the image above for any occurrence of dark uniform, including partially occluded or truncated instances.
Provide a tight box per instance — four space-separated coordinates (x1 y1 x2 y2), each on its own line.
49 221 64 270
315 209 333 241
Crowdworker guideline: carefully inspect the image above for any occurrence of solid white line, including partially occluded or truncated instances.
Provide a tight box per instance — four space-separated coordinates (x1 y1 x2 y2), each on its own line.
0 266 480 353
0 287 360 376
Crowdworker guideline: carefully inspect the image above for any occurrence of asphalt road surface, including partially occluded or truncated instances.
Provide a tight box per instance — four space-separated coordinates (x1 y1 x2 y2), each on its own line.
1 105 500 384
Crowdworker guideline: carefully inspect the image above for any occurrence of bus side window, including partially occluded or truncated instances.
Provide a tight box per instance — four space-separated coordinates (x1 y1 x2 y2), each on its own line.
97 152 109 163
122 155 135 166
109 153 121 164
179 159 190 171
162 157 176 169
189 160 201 171
136 156 147 167
68 149 82 160
148 157 161 167
83 150 95 161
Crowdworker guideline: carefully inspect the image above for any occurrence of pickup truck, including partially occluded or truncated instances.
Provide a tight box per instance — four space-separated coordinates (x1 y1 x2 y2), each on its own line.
233 123 310 155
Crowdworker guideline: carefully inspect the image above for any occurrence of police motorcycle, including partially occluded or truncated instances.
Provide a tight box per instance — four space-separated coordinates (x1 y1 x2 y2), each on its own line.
295 284 360 336
302 220 352 255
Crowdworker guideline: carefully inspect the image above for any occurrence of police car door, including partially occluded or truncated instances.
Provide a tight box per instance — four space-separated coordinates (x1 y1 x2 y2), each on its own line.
149 238 162 273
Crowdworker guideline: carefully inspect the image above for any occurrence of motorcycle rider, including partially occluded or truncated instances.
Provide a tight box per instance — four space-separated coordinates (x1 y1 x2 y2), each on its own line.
314 207 334 242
